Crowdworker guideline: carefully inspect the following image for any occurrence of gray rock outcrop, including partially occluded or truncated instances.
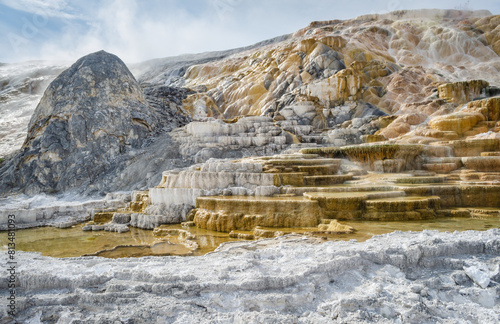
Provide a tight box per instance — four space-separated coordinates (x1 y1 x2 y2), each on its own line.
0 51 158 195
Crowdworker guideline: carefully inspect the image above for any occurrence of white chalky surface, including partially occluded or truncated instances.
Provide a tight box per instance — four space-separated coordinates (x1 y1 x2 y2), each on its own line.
1 229 500 323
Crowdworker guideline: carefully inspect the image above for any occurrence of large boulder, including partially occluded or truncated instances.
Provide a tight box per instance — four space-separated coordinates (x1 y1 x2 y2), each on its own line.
0 51 157 195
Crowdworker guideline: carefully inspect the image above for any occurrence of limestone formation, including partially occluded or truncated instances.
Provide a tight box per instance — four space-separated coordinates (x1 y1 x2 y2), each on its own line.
170 116 308 163
467 96 500 122
437 80 489 104
121 139 500 234
1 9 500 248
451 138 500 157
193 196 323 232
428 112 483 135
462 156 500 172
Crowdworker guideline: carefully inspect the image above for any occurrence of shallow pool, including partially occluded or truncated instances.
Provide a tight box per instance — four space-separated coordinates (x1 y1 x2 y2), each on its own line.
1 215 499 258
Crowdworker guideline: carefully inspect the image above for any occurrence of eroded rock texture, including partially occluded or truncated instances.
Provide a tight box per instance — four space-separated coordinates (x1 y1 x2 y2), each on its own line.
0 51 158 195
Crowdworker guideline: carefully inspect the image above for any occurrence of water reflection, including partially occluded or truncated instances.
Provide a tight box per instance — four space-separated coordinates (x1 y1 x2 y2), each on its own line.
1 216 499 258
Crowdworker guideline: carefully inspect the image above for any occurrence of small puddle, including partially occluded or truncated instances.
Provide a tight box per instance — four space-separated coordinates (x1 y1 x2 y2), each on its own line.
86 241 193 258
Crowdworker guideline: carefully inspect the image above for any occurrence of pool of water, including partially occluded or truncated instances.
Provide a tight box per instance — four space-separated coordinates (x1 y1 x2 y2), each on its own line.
341 216 500 242
1 216 499 258
0 225 161 258
0 223 241 258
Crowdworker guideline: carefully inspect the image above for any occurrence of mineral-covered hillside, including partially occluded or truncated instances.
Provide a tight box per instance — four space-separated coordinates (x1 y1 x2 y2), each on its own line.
140 9 500 143
155 10 500 119
1 8 500 323
0 62 65 158
1 9 500 196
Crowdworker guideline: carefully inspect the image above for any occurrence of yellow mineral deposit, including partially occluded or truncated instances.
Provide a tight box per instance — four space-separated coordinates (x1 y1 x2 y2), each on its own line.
129 191 150 213
437 80 489 104
467 96 500 122
317 219 355 233
193 196 323 232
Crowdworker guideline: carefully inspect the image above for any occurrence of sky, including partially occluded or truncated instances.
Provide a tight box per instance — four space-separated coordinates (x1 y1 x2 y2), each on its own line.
0 0 499 64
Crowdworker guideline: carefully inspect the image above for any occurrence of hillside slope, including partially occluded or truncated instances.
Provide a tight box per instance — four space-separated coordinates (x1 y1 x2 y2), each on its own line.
1 9 500 196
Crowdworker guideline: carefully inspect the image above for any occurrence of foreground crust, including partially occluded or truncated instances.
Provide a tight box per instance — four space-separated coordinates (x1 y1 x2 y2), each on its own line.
1 229 499 323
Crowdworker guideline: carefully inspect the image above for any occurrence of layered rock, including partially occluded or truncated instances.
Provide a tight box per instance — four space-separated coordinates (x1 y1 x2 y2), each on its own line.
463 156 500 172
111 152 350 230
396 94 500 145
170 116 309 163
194 196 323 231
301 144 425 171
429 112 485 135
79 131 495 234
467 96 500 122
438 80 489 104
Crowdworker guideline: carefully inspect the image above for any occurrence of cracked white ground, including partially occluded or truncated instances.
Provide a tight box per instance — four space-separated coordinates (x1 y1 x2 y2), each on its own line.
1 229 499 323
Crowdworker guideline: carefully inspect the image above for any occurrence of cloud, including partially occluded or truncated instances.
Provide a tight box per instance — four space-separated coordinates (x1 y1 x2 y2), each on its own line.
0 0 78 19
1 0 499 64
38 0 265 63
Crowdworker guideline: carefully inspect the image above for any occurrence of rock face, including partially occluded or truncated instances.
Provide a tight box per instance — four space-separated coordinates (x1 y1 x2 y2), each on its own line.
0 51 157 195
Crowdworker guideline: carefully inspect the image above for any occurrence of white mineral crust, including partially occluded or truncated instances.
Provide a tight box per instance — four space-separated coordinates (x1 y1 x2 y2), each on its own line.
1 229 499 323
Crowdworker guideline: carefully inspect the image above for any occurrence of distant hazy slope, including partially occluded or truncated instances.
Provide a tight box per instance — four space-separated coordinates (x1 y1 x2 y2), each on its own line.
0 62 66 158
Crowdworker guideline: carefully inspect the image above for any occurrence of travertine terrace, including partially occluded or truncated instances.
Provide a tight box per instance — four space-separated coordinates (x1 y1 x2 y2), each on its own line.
1 8 500 322
3 9 498 245
92 135 500 241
